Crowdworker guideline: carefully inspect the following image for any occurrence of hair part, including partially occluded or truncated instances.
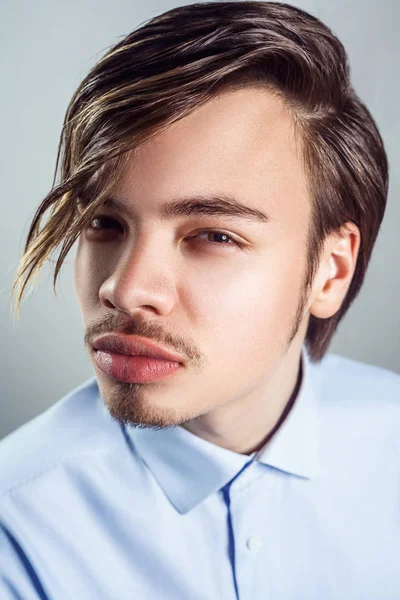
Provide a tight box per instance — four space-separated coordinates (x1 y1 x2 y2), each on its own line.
10 1 388 362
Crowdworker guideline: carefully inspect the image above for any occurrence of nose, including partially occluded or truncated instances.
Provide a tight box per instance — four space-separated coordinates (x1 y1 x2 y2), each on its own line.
99 235 177 318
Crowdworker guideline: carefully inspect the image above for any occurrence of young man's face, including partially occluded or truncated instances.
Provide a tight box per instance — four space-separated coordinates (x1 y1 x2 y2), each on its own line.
74 87 313 432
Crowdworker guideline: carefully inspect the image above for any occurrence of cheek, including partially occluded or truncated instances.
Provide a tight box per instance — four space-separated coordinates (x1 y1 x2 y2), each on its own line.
73 240 104 311
199 245 305 353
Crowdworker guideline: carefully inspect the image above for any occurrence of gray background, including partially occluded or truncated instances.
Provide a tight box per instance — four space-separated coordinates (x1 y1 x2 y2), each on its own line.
1 0 398 441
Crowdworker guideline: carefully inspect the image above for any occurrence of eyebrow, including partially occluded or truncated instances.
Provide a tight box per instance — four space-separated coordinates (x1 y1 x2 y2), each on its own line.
101 194 272 224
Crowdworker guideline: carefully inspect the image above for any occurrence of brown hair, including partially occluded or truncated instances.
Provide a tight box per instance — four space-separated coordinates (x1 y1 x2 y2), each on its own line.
10 1 388 362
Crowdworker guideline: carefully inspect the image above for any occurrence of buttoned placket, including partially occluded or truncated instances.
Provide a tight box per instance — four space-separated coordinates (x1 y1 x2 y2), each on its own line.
221 458 271 600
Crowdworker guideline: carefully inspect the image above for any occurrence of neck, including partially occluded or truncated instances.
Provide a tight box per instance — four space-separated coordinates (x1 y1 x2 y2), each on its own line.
180 338 305 455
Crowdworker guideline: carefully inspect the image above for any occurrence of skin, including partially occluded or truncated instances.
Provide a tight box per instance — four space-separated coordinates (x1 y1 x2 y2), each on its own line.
74 87 360 455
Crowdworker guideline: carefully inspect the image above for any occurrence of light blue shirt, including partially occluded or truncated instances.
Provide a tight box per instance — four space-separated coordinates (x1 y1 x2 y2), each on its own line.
0 345 399 599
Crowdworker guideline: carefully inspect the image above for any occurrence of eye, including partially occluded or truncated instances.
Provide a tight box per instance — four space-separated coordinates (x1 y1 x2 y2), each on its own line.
85 218 245 250
85 215 124 238
187 230 244 249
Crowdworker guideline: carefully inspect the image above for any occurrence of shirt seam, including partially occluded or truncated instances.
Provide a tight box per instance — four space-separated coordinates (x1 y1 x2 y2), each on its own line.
0 447 111 501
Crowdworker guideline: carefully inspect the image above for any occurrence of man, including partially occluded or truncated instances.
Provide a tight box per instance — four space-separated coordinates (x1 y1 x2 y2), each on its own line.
1 1 399 598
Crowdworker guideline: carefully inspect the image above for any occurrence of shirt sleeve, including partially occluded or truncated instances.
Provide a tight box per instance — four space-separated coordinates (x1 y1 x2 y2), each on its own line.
0 524 49 600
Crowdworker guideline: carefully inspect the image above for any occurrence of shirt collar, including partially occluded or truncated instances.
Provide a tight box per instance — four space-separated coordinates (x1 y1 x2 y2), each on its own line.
124 344 321 514
255 344 320 479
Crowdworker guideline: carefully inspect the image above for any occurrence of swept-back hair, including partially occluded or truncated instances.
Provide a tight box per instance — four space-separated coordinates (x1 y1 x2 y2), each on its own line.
10 1 388 362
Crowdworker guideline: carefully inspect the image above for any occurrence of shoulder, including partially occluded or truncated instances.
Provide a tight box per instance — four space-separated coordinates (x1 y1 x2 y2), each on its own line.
0 376 119 497
318 351 400 404
316 351 400 459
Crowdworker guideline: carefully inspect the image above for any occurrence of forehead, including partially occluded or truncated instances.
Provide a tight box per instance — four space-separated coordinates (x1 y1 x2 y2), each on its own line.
113 87 309 224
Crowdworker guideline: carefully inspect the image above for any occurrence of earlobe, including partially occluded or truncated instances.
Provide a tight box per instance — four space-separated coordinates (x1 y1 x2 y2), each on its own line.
309 222 361 320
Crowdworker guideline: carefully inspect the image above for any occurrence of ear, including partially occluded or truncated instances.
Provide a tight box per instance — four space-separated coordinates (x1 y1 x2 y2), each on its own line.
309 222 361 320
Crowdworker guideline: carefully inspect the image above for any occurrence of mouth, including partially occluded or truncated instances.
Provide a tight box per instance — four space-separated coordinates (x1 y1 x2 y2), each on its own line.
91 333 185 383
93 350 182 383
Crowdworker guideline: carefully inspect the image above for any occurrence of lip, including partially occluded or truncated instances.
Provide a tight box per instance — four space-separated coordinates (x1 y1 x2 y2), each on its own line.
92 333 185 364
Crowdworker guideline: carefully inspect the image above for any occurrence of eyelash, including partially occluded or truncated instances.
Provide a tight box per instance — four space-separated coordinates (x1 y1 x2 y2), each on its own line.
86 216 245 249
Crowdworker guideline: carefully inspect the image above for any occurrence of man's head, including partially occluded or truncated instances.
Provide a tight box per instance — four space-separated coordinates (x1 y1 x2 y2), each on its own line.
11 2 387 429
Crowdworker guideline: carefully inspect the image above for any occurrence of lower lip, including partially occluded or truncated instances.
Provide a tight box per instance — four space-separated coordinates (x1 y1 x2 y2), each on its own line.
93 350 182 383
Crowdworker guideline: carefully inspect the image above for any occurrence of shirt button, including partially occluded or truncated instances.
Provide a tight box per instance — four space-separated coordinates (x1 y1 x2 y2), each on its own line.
246 536 263 551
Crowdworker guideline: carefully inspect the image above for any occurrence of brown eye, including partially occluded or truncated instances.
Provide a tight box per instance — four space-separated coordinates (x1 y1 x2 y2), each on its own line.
187 230 244 249
86 215 124 239
90 216 121 230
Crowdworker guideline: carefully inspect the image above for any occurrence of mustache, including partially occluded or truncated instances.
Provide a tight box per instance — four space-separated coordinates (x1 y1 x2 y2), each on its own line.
83 313 203 365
